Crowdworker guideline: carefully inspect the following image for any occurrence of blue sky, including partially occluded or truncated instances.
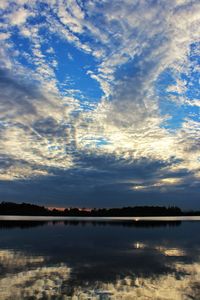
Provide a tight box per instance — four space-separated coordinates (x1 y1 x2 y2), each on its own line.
0 0 200 209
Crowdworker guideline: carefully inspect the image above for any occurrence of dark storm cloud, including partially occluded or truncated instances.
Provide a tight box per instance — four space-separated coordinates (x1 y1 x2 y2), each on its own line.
0 149 199 208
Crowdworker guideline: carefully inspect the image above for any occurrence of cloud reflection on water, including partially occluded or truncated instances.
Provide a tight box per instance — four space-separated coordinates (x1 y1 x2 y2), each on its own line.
0 250 70 300
0 249 199 299
75 262 200 300
0 221 199 299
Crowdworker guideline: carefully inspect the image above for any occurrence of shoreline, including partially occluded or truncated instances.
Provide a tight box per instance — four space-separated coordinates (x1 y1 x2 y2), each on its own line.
0 215 200 221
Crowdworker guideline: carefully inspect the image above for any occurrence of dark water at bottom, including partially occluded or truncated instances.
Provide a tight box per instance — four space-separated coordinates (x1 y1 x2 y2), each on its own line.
0 220 199 299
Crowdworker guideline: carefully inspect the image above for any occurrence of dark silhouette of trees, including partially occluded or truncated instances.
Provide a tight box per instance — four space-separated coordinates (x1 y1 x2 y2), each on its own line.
0 201 199 216
0 202 49 216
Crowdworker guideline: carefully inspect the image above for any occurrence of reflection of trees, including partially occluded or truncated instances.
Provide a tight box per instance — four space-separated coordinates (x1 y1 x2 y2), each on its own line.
63 220 182 228
0 221 47 230
0 220 181 230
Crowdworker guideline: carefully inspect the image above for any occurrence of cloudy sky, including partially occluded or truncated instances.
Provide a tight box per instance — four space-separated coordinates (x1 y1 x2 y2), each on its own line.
0 0 200 209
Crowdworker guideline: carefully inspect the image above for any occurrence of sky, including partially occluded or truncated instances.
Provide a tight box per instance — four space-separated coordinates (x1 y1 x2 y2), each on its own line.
0 0 200 209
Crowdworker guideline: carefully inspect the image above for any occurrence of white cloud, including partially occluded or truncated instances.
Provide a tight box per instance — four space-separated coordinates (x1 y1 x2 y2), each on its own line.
0 0 200 187
8 7 34 26
0 32 10 40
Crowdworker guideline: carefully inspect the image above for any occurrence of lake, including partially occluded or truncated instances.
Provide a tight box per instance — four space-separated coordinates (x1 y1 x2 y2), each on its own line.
0 218 199 299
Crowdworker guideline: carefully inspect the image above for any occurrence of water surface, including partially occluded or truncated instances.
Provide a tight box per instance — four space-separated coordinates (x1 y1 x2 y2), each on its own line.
0 219 199 299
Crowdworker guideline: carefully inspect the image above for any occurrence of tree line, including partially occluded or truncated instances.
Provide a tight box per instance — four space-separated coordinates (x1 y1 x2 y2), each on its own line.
0 201 199 216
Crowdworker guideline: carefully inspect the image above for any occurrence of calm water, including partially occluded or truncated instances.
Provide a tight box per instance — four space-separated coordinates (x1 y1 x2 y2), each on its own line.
0 219 199 300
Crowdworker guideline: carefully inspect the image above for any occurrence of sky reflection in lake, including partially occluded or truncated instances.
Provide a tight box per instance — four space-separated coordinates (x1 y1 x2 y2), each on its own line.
0 220 199 299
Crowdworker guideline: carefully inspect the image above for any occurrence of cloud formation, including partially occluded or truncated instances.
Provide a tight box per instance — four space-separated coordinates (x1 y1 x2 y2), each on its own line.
0 0 200 207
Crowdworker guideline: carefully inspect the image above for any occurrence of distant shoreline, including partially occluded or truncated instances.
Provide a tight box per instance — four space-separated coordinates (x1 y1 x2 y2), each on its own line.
0 202 200 219
0 215 200 221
